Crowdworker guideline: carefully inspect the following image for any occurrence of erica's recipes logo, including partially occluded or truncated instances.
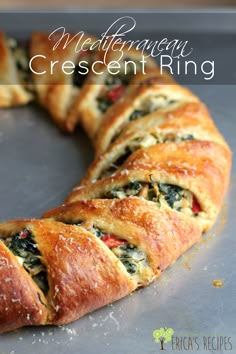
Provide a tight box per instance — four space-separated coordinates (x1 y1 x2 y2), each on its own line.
152 327 233 352
153 327 175 350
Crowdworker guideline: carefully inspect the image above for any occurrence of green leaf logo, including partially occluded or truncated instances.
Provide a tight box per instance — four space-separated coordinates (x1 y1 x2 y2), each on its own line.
153 327 174 350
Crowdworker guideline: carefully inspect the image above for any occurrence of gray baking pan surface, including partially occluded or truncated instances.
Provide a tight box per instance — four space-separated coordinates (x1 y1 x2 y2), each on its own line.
0 11 236 354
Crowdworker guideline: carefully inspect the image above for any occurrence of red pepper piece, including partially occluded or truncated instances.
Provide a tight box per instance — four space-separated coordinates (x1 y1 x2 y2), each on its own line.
19 229 30 239
107 85 125 103
192 196 202 214
101 234 125 249
78 49 90 60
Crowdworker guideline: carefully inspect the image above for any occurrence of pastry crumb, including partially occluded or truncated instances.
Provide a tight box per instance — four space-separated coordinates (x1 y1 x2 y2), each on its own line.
212 279 224 288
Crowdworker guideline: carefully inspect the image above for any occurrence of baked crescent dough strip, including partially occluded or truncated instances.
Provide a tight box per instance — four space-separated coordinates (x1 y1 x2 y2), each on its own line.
94 68 199 155
79 101 228 185
0 31 232 335
66 140 231 231
66 44 157 137
0 219 136 333
30 32 97 130
43 198 202 278
0 32 33 107
0 201 203 333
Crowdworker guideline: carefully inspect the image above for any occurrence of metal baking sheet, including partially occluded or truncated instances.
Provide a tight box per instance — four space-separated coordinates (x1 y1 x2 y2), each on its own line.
0 10 236 354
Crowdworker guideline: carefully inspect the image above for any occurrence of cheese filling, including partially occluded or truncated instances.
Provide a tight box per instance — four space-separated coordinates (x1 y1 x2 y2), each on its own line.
110 95 179 144
2 229 48 294
101 181 202 217
128 95 177 122
7 38 33 90
97 76 125 113
98 133 195 179
84 225 149 284
97 61 143 113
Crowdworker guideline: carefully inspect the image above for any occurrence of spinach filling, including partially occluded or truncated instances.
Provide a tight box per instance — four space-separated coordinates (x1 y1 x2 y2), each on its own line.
129 109 151 122
7 38 32 88
158 183 184 208
97 75 124 113
97 94 114 113
105 75 124 87
73 50 94 87
99 147 133 178
109 95 178 145
101 182 200 215
98 133 195 179
85 224 148 278
73 66 89 87
112 244 146 275
181 134 194 141
103 181 143 199
97 61 142 113
89 225 106 238
128 95 177 122
4 229 49 294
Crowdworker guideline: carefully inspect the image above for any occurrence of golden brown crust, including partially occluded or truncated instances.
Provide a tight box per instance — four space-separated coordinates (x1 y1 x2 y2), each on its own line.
0 219 135 333
0 31 232 335
43 198 202 281
80 101 229 185
65 45 157 138
118 101 228 144
0 242 47 332
34 220 136 325
66 70 104 138
0 32 32 107
66 140 231 231
94 68 199 156
30 32 96 130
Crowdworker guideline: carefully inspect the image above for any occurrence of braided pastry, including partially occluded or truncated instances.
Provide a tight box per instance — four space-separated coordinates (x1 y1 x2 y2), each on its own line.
79 101 228 186
94 68 200 155
66 44 156 137
65 68 231 232
0 219 136 333
30 32 97 130
44 198 202 285
0 32 232 334
0 33 33 107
